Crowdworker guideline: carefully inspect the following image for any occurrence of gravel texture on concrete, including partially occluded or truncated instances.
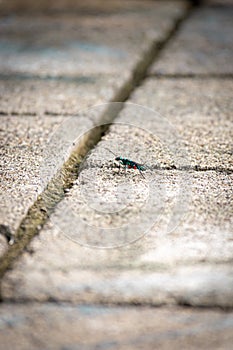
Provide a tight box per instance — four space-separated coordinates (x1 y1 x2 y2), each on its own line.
2 167 232 305
125 78 233 170
0 303 232 350
0 1 187 116
0 115 96 251
0 77 121 115
0 116 64 241
150 6 233 75
0 2 185 78
1 75 232 304
0 1 187 247
0 1 233 347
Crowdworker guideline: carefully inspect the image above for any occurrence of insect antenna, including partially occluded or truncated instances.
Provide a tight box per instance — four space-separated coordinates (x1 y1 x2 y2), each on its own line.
104 148 118 157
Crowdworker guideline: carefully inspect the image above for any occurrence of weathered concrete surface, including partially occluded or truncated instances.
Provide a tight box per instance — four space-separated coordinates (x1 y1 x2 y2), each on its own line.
0 3 186 78
0 304 232 350
0 1 187 115
0 114 98 256
0 1 187 247
0 1 232 347
150 6 233 75
2 168 232 305
0 77 119 115
0 116 64 243
2 100 232 303
126 78 233 170
1 75 232 303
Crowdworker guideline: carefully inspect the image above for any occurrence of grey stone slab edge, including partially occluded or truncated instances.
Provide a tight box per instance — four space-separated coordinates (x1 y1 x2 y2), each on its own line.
2 264 233 307
0 303 232 350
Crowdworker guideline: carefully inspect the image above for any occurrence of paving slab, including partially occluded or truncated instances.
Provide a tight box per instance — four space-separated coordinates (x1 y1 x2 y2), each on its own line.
2 166 232 305
0 77 121 115
150 6 233 75
0 2 186 78
0 303 232 350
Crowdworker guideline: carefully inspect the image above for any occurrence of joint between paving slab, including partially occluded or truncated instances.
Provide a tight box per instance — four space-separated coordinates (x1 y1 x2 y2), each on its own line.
0 123 109 281
88 163 233 174
147 73 233 80
0 4 195 285
0 72 99 84
2 296 233 311
126 4 194 92
1 299 232 316
155 165 233 174
0 111 37 116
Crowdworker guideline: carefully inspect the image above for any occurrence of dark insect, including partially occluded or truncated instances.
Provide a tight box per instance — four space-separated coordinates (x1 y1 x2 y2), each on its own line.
105 148 148 178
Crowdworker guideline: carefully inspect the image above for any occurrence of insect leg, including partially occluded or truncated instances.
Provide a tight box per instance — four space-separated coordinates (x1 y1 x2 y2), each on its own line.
139 169 145 179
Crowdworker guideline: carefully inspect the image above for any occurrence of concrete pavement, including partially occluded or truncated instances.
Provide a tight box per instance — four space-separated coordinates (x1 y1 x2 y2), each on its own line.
0 1 233 349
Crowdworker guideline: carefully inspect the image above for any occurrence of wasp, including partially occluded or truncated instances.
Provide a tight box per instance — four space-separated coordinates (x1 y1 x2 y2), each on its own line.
105 148 148 178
